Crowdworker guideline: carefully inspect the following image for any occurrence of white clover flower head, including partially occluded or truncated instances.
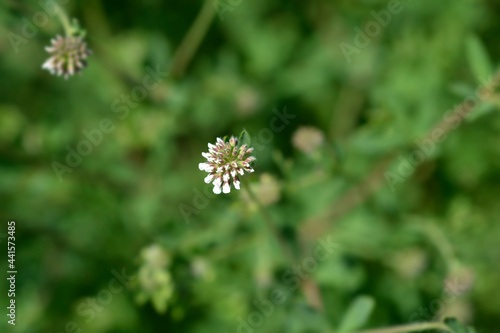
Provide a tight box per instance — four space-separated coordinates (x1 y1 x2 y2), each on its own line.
42 35 92 79
199 136 256 194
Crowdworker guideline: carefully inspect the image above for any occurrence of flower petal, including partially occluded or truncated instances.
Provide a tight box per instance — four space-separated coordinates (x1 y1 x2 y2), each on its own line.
202 152 214 161
204 174 215 184
213 177 222 188
213 184 222 194
42 57 55 70
198 163 209 171
233 178 240 190
245 156 256 163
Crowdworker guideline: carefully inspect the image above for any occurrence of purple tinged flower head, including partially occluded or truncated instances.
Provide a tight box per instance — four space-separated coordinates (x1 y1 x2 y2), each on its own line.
42 35 92 79
198 136 255 194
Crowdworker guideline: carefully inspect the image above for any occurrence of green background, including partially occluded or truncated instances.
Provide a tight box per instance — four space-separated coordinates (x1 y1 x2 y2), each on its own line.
1 0 499 332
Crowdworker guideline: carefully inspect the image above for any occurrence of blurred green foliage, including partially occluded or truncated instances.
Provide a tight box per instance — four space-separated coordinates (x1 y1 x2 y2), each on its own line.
1 0 500 332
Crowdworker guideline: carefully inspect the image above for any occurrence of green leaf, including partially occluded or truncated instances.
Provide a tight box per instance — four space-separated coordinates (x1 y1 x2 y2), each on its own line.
466 101 497 122
444 317 468 333
239 129 253 146
337 296 375 333
448 82 475 98
286 305 330 333
465 35 493 84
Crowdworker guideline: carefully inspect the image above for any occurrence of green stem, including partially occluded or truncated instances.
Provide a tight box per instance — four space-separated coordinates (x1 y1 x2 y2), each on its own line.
55 4 77 37
170 0 216 77
355 322 452 333
240 177 296 265
241 177 326 311
421 221 457 271
298 70 500 244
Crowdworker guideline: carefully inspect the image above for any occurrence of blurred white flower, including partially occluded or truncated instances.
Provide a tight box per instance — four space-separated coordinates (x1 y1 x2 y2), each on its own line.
141 244 169 268
135 244 173 314
42 35 92 79
292 126 325 154
241 173 281 207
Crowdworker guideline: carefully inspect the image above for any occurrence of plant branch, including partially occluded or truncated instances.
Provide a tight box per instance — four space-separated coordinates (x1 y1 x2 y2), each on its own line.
170 0 215 77
354 321 451 333
241 177 325 311
299 69 500 244
241 177 295 264
55 5 76 36
299 150 401 243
